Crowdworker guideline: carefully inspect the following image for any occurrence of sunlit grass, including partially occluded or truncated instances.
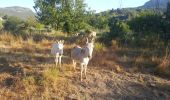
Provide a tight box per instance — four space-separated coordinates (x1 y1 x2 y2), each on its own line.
0 32 169 99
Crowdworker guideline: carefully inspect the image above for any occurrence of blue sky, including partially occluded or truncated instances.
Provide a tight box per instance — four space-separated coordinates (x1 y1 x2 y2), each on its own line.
85 0 149 12
0 0 149 12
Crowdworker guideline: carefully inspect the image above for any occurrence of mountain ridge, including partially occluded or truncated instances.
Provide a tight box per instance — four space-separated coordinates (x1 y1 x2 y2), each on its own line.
0 6 35 20
140 0 170 9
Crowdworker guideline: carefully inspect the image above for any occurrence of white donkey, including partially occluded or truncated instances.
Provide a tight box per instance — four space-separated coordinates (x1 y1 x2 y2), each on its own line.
71 38 94 81
51 40 64 68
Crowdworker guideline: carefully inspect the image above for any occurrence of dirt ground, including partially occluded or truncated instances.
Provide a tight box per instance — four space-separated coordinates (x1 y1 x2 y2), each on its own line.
0 40 170 100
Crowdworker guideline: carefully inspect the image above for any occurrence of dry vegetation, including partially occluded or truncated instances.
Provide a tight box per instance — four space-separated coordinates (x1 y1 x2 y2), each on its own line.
0 32 170 99
115 45 170 78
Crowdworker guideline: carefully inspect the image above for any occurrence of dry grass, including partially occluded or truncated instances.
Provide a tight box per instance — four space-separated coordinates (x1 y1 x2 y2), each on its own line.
0 32 86 99
0 32 16 42
114 44 170 77
0 32 58 98
156 47 170 76
41 67 59 85
111 40 118 49
0 32 170 99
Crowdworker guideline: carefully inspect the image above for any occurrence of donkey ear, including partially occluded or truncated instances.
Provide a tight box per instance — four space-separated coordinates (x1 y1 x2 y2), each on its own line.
86 38 89 43
59 40 62 43
62 40 64 44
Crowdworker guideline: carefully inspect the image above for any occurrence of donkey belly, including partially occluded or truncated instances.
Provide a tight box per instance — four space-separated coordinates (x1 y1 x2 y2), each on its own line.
74 57 89 65
71 47 89 65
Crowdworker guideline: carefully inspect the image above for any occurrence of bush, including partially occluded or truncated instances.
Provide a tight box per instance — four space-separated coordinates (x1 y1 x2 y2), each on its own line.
98 32 112 45
94 42 105 52
42 68 59 84
106 17 132 46
35 23 44 29
0 20 3 30
108 17 131 39
3 16 25 34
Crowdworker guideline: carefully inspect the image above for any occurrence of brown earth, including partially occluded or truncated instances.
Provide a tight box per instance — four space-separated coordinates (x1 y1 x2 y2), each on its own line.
0 38 170 100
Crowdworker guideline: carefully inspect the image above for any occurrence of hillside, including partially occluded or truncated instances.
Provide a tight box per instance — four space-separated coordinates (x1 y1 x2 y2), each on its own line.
0 6 35 20
98 0 170 20
140 0 170 9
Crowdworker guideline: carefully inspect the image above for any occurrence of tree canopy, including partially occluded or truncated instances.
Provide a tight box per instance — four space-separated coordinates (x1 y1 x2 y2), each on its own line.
34 0 89 33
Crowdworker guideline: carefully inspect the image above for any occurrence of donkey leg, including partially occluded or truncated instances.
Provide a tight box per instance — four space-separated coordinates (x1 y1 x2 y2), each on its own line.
84 65 87 79
80 64 84 81
59 56 62 68
73 60 76 71
55 57 58 67
55 53 59 67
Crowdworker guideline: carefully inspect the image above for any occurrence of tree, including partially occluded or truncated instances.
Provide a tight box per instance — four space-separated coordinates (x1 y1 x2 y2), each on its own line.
166 2 170 20
165 2 170 33
26 17 44 29
86 12 109 30
109 17 130 39
128 12 163 35
34 0 61 29
34 0 88 33
163 2 170 43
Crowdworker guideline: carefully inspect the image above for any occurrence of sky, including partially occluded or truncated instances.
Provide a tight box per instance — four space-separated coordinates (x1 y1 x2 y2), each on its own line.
0 0 150 13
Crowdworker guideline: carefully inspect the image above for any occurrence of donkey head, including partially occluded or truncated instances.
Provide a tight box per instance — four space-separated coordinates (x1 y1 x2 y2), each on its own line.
84 38 94 59
57 40 64 50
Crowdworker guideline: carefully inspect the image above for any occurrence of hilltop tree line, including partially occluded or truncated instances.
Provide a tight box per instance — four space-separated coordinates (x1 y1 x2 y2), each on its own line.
104 2 170 47
34 0 170 45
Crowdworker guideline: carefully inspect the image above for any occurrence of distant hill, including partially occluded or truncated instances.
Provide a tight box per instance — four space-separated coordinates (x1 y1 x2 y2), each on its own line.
99 0 170 19
0 6 35 20
96 0 170 23
140 0 170 9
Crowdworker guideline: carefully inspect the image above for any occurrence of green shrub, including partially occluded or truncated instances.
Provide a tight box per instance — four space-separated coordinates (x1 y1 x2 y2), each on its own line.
3 16 24 33
109 17 131 39
94 42 105 52
0 20 3 30
98 32 112 45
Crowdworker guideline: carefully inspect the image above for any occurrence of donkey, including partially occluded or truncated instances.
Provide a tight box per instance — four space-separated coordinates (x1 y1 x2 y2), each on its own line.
51 40 64 68
71 38 94 81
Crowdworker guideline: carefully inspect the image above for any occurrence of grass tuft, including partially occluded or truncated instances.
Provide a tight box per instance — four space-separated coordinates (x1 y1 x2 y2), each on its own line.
41 67 59 84
94 42 105 52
